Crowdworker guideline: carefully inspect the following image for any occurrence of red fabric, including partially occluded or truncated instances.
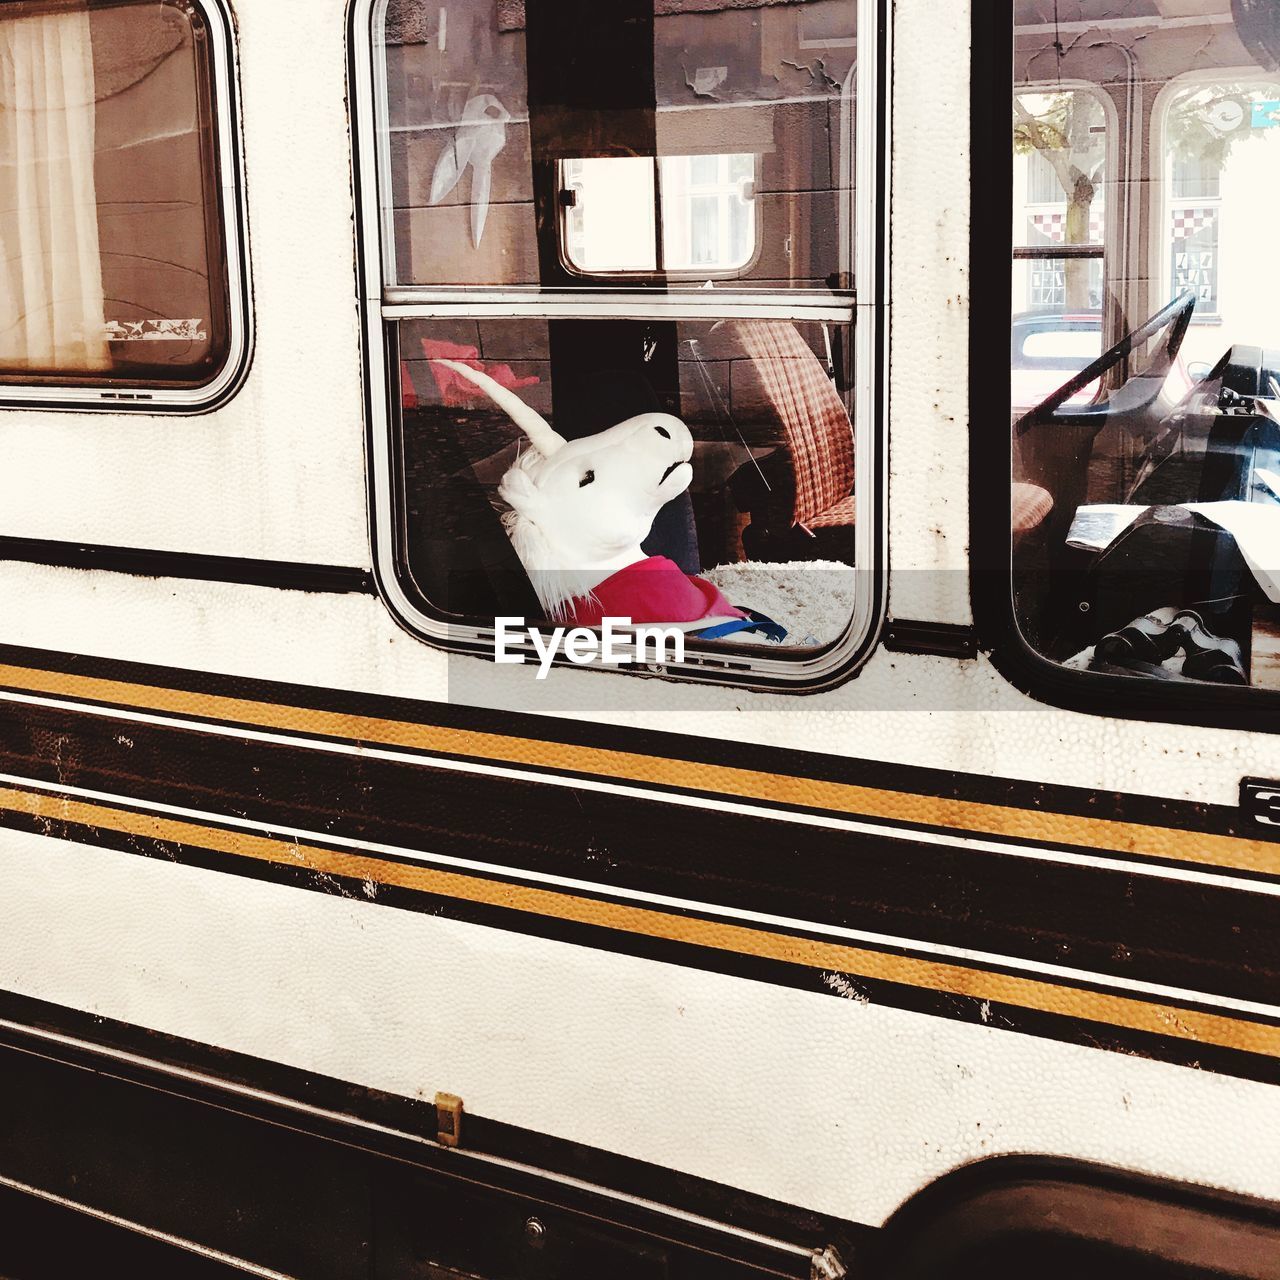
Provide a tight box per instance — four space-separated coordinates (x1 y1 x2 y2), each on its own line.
421 338 540 407
400 360 418 409
564 557 746 627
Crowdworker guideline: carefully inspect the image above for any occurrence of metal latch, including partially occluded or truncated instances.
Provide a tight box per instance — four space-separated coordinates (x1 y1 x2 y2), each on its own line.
435 1092 464 1148
1241 779 1280 828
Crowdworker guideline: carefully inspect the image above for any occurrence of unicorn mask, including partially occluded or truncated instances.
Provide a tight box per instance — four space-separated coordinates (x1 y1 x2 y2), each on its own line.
433 359 696 619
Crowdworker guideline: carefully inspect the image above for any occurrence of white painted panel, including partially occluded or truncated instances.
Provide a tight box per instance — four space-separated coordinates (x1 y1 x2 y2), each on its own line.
0 0 369 567
4 560 1280 812
887 0 972 623
1 829 1279 1226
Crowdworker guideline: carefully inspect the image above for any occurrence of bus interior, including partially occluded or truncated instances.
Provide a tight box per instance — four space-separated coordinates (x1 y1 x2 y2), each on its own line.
378 0 861 650
1010 0 1280 691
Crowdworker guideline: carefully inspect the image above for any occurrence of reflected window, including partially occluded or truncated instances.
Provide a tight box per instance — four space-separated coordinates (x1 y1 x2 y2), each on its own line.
1011 0 1280 698
378 0 854 293
1012 87 1107 326
1160 79 1280 351
0 0 239 396
561 153 757 276
562 158 658 273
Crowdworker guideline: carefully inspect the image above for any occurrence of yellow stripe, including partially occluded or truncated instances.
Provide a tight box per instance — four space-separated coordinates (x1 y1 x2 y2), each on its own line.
1 660 1276 878
1 784 1277 1060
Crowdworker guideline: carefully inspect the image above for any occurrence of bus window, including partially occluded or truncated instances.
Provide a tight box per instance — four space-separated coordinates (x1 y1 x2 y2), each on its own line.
0 0 245 407
397 315 855 644
362 0 876 682
1010 0 1280 698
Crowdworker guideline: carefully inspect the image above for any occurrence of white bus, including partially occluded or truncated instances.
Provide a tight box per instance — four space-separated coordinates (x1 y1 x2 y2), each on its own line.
1 0 1279 1275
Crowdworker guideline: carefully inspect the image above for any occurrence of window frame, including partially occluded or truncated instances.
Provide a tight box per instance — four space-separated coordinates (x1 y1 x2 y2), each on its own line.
556 152 764 281
0 0 252 414
350 0 889 692
972 0 1280 735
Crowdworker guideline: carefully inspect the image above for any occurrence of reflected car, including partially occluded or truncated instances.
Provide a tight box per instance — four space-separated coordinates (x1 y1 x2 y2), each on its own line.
1012 307 1194 419
1011 309 1103 416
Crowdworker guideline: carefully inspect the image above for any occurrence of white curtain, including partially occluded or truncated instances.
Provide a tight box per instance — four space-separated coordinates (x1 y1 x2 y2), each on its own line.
0 8 108 371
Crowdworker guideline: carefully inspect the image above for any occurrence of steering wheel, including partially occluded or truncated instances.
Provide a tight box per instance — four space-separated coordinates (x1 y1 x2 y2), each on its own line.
1016 291 1196 436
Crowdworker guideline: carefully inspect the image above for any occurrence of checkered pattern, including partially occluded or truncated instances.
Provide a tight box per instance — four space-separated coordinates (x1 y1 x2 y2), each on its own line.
733 321 855 530
1030 210 1104 244
808 494 856 528
1170 206 1217 241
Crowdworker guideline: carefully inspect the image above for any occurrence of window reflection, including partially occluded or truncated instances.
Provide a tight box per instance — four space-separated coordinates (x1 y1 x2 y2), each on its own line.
561 153 757 275
1011 0 1280 693
0 0 230 387
379 0 854 292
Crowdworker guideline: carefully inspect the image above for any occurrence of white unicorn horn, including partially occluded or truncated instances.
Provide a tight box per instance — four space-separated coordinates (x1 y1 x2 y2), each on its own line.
432 358 566 456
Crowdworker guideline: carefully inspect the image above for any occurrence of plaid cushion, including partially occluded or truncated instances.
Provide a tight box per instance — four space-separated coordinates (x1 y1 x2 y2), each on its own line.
1012 482 1053 532
733 321 855 527
808 494 856 528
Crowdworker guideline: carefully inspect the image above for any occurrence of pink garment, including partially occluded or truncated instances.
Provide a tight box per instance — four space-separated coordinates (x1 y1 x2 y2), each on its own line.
564 557 745 627
421 338 540 407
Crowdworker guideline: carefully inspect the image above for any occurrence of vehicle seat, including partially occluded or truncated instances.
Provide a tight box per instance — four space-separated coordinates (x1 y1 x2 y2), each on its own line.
725 319 856 562
1012 480 1053 539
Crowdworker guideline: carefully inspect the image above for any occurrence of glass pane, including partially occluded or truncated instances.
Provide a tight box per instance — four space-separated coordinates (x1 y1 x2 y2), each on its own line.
0 0 230 386
376 0 855 292
562 157 657 272
658 154 757 273
728 151 754 184
395 317 856 644
689 195 719 266
689 154 719 186
1011 0 1280 694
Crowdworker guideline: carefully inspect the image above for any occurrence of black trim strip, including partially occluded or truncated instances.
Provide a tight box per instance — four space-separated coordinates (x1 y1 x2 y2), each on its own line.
0 636 1270 847
3 700 1279 1007
0 538 375 594
0 989 871 1272
7 782 1280 1088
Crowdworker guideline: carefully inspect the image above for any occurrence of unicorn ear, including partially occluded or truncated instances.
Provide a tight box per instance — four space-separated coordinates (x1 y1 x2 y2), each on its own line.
497 461 544 520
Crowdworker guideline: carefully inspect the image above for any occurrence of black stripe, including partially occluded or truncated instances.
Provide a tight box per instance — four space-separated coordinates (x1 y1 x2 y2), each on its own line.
0 636 1270 847
6 779 1280 1088
1 700 1278 1010
0 539 375 594
0 989 870 1271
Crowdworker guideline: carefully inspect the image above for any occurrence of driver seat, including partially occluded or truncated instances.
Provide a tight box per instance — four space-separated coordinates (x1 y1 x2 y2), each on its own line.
1012 481 1053 542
